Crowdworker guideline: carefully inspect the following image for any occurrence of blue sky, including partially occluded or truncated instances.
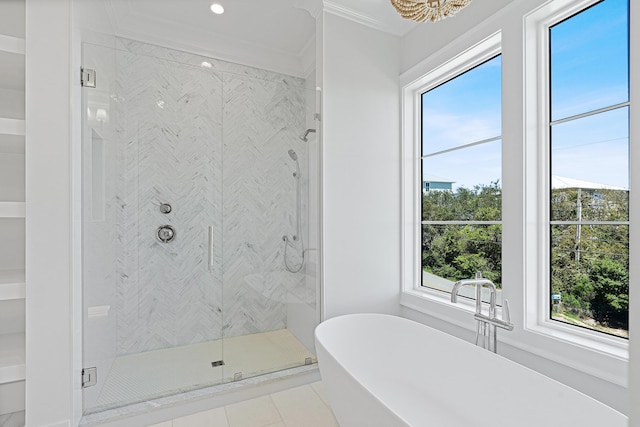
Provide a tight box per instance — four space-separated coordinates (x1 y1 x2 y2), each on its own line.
422 0 629 190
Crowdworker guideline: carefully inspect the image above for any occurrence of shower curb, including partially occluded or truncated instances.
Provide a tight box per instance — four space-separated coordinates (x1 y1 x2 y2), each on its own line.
79 365 320 427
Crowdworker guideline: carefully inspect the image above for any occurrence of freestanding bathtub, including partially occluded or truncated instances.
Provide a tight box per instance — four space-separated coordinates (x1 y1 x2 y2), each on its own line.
315 313 627 427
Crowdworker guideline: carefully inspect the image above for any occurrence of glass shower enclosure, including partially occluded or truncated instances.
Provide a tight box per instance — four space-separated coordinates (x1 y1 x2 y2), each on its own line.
80 39 320 414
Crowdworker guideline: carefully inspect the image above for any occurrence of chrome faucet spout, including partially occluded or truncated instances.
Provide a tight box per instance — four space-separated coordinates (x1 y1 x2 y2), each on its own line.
451 278 496 309
450 274 510 353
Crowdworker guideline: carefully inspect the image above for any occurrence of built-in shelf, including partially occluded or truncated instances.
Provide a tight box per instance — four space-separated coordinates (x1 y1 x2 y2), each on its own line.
0 118 24 137
0 202 24 218
0 0 25 417
0 34 24 55
0 333 25 384
0 270 25 301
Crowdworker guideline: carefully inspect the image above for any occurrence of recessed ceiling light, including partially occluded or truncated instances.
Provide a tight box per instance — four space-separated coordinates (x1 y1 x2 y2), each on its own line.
210 3 224 14
201 61 213 69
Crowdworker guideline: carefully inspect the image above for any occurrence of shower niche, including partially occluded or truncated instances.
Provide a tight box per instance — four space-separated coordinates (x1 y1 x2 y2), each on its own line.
81 39 320 414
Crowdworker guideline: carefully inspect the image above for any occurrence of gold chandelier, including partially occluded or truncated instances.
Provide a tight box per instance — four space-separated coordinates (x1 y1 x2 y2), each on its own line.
390 0 472 22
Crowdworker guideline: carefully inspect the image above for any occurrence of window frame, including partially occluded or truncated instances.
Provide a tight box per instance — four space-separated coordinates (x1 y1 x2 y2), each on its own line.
400 0 629 390
420 53 503 300
401 32 502 317
546 0 630 339
524 0 629 352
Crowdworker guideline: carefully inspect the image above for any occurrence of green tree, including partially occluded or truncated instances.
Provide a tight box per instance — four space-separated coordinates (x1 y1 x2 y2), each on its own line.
422 181 502 286
590 257 628 329
423 183 629 335
550 188 629 334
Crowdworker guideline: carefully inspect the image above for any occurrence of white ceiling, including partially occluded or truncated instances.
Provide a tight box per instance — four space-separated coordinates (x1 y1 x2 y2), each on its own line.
104 0 416 77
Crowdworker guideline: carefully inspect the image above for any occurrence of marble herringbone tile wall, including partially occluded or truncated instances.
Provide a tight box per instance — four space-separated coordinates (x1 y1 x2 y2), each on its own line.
221 73 307 338
110 39 309 356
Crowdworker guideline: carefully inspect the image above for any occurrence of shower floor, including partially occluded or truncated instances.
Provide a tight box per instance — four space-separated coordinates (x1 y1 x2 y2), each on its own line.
89 329 315 413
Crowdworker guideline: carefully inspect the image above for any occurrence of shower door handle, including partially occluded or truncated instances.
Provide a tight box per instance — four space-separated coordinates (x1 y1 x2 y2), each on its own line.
208 226 214 271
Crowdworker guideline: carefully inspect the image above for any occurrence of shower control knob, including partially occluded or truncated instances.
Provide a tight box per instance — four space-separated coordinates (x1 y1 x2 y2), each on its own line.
157 225 176 243
160 203 172 214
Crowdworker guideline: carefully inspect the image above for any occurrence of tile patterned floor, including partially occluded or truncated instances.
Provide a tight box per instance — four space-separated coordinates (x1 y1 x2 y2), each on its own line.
147 381 338 427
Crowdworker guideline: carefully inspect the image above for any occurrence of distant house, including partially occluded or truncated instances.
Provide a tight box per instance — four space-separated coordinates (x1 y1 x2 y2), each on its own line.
422 174 455 192
551 175 628 192
551 175 628 207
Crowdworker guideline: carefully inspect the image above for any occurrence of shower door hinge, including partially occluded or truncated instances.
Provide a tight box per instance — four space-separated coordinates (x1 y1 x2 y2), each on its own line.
81 367 97 388
81 67 96 88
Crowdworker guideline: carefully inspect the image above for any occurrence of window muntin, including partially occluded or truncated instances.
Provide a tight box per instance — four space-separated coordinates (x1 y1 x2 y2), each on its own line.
421 138 502 218
550 0 629 121
548 0 629 338
421 55 502 301
422 55 502 155
550 107 629 211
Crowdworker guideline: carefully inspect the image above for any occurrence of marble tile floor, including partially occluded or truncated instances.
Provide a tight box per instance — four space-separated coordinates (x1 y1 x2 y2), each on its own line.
147 382 339 427
92 329 316 412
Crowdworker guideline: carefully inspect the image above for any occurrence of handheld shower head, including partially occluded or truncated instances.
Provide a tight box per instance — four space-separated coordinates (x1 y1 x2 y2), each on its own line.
288 149 298 161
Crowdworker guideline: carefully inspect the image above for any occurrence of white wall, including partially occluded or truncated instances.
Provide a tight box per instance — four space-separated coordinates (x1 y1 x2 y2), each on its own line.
321 11 401 319
25 0 74 426
400 0 512 73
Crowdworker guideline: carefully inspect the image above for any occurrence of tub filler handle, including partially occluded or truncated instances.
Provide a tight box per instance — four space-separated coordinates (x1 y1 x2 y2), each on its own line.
474 300 514 331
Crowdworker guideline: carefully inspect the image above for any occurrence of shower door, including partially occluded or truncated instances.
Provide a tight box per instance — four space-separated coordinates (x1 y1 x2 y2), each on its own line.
80 42 224 414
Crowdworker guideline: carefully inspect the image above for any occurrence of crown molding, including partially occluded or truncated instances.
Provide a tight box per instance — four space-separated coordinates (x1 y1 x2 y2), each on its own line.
322 0 407 36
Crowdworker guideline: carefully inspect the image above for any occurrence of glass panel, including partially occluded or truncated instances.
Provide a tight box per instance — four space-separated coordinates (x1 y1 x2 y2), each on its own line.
550 0 629 121
81 42 224 413
421 53 502 301
220 78 319 381
422 55 501 155
550 107 629 221
422 224 502 305
550 224 628 338
422 139 501 221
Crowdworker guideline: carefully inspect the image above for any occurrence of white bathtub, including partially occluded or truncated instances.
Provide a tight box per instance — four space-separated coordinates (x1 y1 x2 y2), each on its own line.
315 313 627 427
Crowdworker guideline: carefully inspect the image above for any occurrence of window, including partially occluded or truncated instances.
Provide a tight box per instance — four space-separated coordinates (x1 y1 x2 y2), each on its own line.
401 0 631 395
421 55 502 303
548 0 629 338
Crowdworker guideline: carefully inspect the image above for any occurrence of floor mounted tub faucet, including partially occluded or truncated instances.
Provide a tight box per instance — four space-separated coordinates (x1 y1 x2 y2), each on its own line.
451 272 513 353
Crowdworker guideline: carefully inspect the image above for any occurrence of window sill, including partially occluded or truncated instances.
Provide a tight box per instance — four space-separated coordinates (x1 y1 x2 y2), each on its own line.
400 288 628 388
401 287 507 331
524 318 628 361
